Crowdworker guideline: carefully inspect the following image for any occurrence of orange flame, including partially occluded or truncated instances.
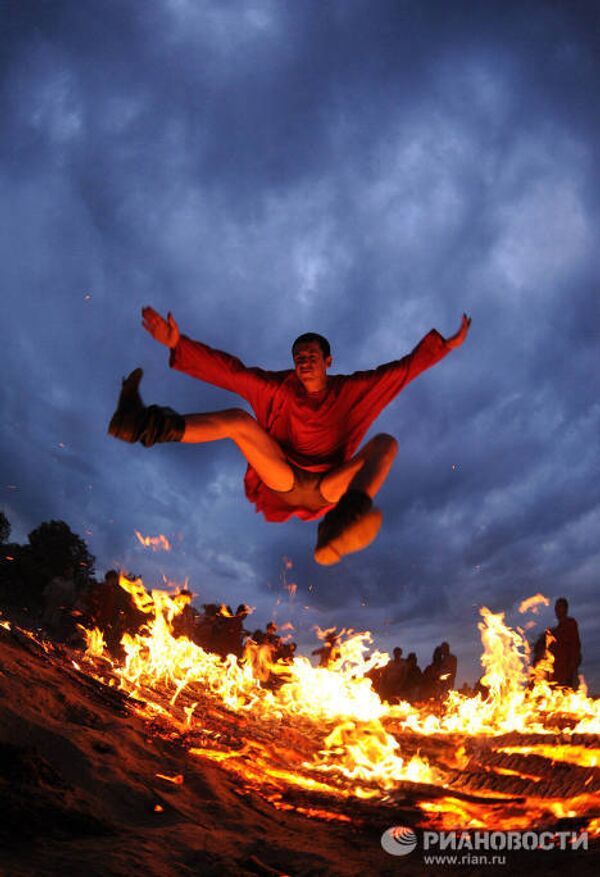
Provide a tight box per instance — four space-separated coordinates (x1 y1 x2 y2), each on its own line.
134 530 172 552
518 593 550 614
83 626 106 659
78 578 600 835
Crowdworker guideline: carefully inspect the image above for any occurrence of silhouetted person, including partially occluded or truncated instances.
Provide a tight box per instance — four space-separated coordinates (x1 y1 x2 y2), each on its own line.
438 641 457 693
422 646 444 700
532 631 548 667
118 580 148 642
279 641 297 663
42 565 77 641
87 569 121 652
312 631 341 668
245 629 276 683
528 630 553 687
86 570 145 658
264 621 281 650
195 603 219 651
380 647 408 703
215 603 252 658
403 652 423 702
171 588 199 641
473 677 490 699
365 663 385 698
550 597 581 689
210 606 238 659
231 603 252 657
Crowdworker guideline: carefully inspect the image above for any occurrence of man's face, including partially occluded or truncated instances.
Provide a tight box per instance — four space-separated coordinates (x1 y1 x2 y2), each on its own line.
555 600 567 621
292 341 332 389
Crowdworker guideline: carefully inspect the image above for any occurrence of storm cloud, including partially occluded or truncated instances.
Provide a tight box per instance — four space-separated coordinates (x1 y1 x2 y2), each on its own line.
1 0 599 683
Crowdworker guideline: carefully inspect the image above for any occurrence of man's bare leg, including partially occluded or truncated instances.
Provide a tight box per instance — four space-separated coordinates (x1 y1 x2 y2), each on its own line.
182 409 294 492
108 369 294 492
315 433 398 566
320 434 398 503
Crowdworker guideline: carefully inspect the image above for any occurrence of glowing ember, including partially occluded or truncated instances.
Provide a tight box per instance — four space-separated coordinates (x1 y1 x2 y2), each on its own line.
134 530 172 552
497 745 600 769
519 593 550 614
155 773 184 784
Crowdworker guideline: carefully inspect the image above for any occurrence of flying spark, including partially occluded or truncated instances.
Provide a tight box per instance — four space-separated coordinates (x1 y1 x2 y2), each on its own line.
134 531 172 552
519 594 550 614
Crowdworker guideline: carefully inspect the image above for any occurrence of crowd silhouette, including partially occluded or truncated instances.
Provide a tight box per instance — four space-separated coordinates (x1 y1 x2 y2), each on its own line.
0 512 585 701
8 566 589 701
365 642 458 704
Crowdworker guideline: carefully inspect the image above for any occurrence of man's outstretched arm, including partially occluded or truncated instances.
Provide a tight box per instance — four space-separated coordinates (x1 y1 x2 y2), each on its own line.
340 314 472 436
350 313 471 386
387 312 472 385
141 306 276 404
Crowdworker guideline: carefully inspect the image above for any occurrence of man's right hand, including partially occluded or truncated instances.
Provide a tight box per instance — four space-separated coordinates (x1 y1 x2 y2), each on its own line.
445 313 471 350
141 306 180 348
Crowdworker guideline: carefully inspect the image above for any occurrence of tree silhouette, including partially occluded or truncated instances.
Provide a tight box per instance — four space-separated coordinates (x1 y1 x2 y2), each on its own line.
27 520 95 585
0 519 95 613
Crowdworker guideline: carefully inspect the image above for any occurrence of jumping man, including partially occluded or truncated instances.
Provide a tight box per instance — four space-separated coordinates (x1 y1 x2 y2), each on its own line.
109 308 471 565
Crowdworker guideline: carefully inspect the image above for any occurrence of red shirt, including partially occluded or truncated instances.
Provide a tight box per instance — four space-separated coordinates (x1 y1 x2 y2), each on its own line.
170 330 450 521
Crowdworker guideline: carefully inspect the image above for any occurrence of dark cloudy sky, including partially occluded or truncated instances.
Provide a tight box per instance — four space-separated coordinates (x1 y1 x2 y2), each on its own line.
2 0 599 685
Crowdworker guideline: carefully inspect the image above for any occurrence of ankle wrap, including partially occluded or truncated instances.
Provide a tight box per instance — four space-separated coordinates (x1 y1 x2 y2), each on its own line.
138 406 185 447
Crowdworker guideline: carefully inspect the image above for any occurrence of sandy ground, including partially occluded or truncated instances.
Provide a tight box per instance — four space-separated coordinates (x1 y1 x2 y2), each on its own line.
0 624 598 877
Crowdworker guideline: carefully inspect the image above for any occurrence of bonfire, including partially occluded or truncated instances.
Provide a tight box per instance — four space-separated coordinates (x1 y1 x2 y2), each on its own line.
70 574 600 837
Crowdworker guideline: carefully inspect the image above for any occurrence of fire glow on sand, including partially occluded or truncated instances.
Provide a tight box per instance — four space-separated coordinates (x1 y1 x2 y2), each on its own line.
67 573 600 834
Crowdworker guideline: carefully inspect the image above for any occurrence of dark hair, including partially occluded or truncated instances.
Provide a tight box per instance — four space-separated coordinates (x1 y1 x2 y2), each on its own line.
556 597 568 609
292 333 331 359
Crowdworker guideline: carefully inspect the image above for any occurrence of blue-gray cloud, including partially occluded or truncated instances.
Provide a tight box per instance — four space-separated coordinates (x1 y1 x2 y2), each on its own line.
1 0 599 686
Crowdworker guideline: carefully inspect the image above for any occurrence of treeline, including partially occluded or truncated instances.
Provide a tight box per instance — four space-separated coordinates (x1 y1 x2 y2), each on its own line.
0 511 95 614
